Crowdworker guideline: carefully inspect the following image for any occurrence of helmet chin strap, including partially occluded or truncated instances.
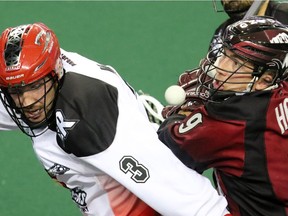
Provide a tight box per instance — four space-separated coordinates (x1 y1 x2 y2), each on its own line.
244 76 258 92
263 83 279 91
245 76 279 92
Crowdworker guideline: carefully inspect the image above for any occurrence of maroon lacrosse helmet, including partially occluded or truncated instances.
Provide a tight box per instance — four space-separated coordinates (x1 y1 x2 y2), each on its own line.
223 16 288 78
197 16 288 102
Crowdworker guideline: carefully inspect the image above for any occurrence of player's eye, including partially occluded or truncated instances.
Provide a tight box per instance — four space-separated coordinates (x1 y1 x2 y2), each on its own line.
29 83 41 90
8 87 24 95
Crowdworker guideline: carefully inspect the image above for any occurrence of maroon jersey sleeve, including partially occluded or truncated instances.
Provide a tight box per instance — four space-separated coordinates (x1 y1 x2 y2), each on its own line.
158 105 246 175
158 82 288 216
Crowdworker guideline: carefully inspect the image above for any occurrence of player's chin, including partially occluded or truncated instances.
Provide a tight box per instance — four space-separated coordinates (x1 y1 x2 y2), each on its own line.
25 111 46 123
27 117 45 124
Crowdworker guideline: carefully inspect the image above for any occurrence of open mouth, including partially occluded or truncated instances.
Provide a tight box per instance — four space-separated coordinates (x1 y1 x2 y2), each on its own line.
213 80 224 90
25 108 44 121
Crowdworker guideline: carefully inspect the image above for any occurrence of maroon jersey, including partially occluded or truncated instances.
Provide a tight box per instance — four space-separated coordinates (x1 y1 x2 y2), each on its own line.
158 81 288 216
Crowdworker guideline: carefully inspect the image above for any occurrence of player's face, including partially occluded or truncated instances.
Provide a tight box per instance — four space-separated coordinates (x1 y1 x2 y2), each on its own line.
8 76 57 123
213 48 255 92
213 49 274 92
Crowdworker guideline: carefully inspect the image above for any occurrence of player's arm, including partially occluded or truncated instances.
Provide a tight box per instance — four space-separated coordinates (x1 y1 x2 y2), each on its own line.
57 67 230 215
69 81 229 215
82 118 230 216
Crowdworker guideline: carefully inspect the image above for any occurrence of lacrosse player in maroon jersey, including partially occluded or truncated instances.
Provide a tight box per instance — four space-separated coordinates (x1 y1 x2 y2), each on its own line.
158 16 288 216
0 22 232 215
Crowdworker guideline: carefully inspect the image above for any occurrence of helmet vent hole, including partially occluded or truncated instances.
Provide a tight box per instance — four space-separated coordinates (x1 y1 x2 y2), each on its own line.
243 46 275 57
4 25 29 67
24 26 30 34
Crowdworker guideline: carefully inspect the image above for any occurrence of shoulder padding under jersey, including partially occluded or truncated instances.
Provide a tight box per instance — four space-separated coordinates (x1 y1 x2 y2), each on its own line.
55 72 119 157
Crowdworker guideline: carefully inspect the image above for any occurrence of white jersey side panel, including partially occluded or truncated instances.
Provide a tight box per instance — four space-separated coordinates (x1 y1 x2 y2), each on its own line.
32 130 120 216
0 97 18 130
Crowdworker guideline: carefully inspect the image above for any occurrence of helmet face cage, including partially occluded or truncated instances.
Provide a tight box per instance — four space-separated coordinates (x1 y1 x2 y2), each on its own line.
0 75 59 137
199 45 256 102
196 16 288 102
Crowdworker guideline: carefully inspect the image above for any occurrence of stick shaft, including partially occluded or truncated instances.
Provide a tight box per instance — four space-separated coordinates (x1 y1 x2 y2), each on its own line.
258 0 270 15
243 0 266 18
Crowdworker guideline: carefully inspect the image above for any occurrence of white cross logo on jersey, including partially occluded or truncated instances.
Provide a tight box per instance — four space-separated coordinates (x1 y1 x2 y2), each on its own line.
56 110 79 141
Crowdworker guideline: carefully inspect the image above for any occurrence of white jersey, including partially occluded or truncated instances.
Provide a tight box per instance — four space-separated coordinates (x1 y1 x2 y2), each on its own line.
0 49 229 216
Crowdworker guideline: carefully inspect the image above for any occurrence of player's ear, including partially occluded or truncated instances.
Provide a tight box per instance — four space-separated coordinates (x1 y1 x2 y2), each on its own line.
254 72 274 90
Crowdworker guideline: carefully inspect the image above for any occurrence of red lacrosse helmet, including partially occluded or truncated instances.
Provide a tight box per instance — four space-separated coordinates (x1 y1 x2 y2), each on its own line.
0 23 64 136
0 22 63 87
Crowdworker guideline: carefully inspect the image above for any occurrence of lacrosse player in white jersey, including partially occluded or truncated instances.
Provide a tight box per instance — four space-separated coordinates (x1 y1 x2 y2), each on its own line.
0 22 231 216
